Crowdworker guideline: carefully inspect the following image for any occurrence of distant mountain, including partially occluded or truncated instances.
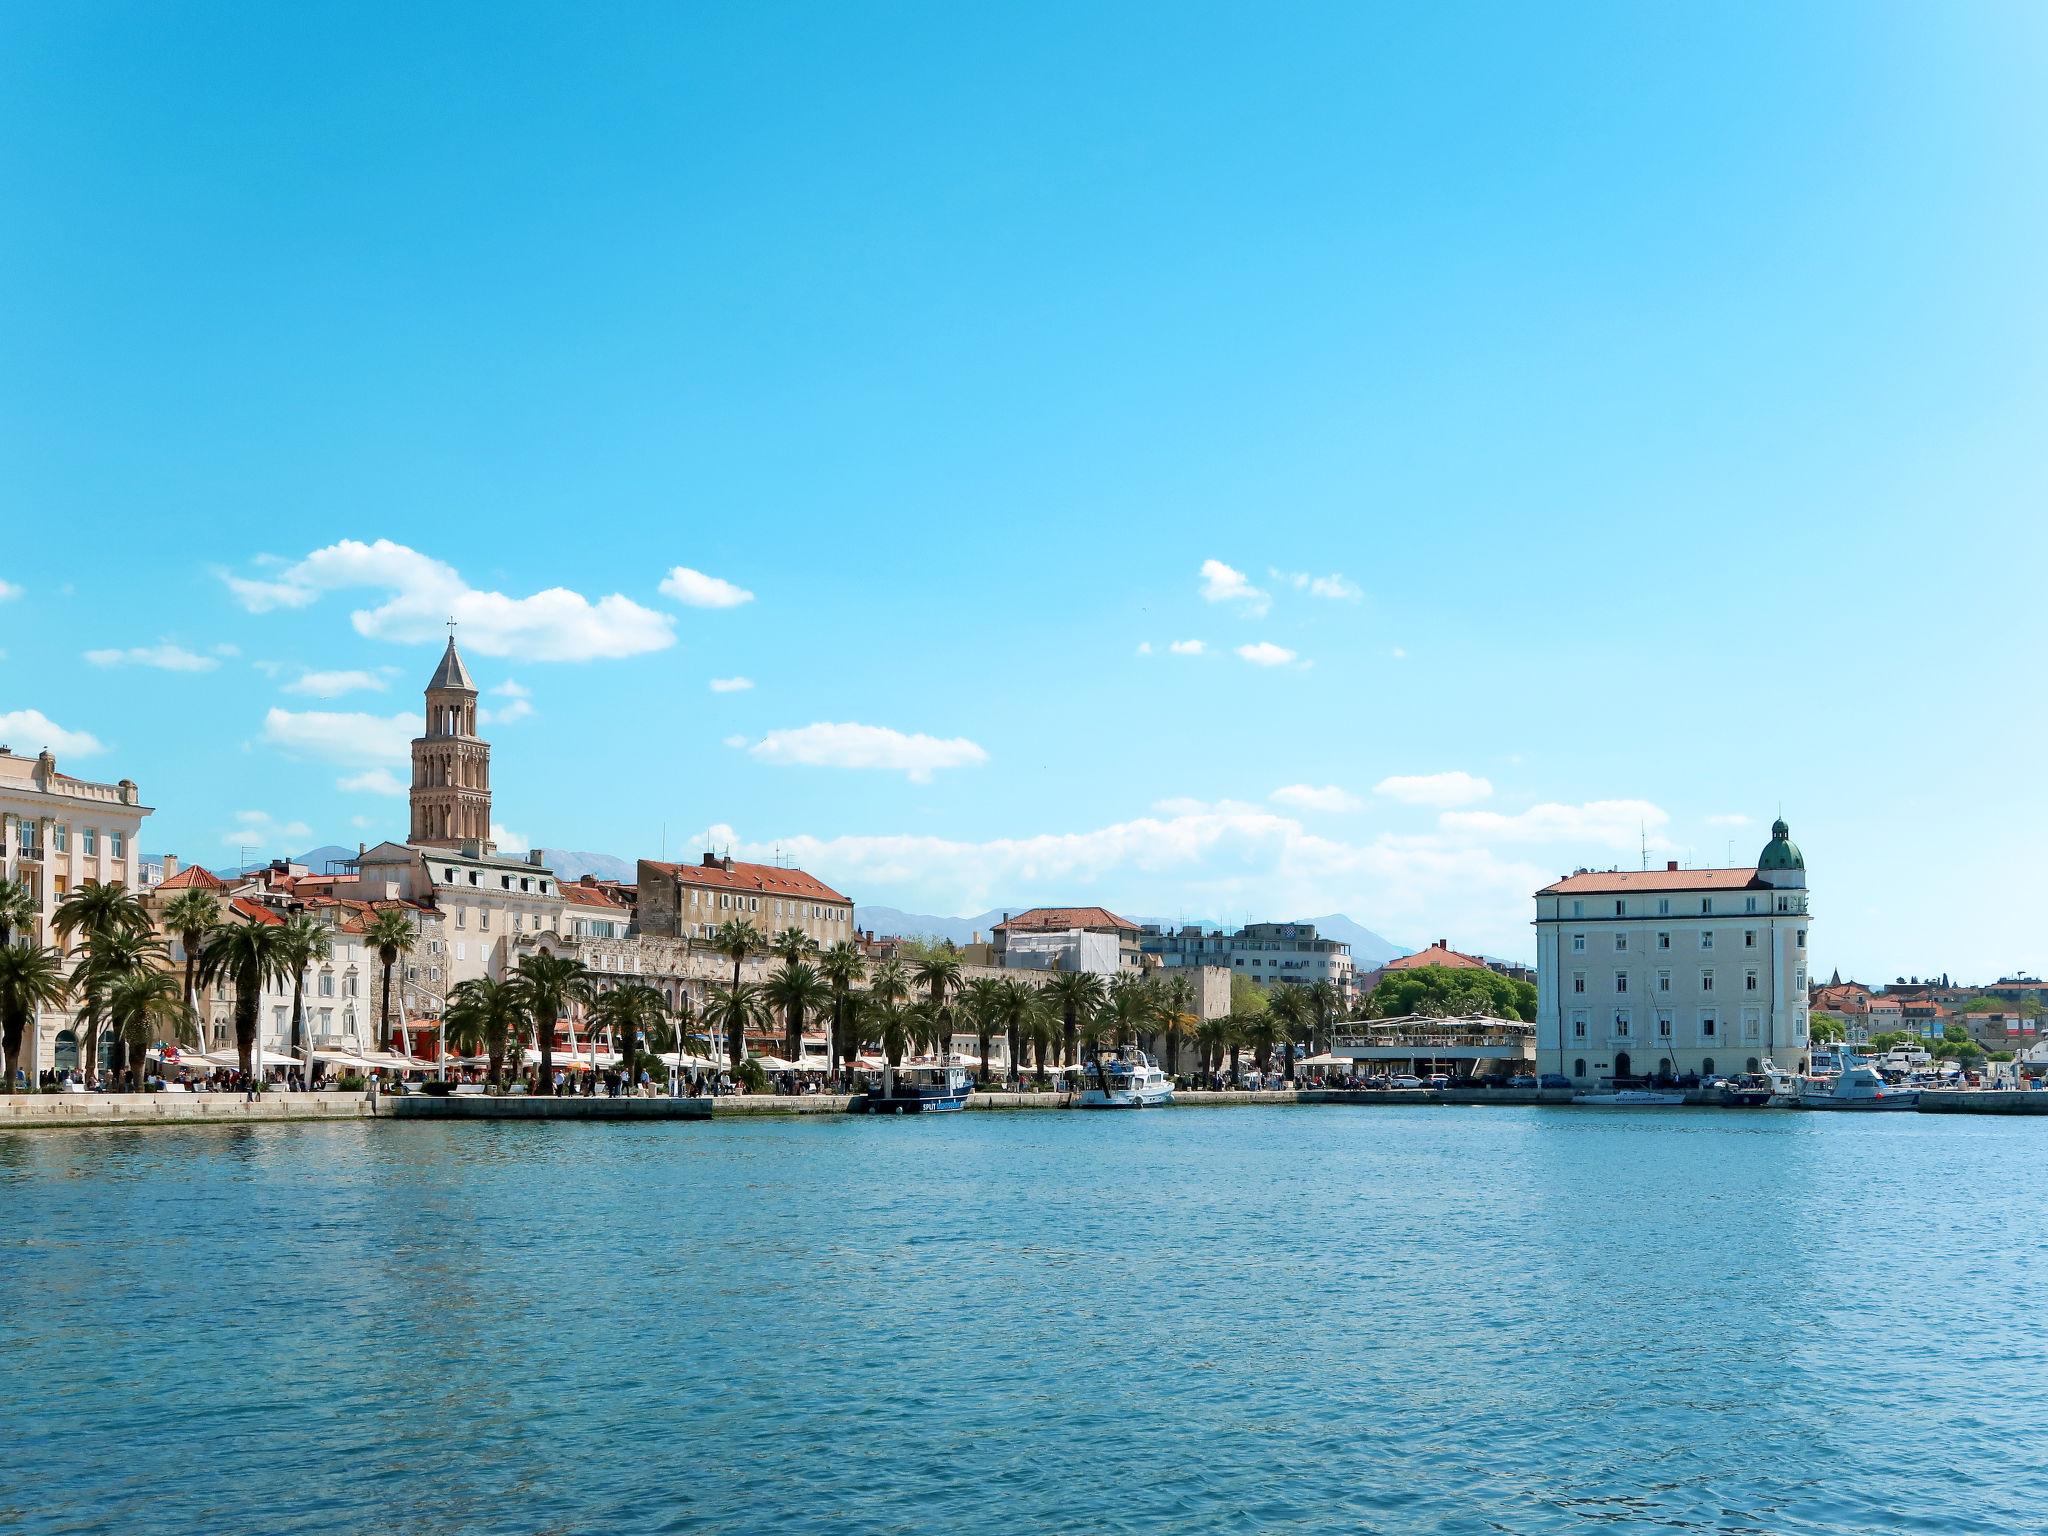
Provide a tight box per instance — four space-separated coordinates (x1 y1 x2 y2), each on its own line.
537 848 637 883
210 843 360 878
852 903 1410 967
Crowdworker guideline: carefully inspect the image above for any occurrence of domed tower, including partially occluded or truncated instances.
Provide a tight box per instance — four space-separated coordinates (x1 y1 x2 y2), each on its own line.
409 634 492 851
1757 817 1805 889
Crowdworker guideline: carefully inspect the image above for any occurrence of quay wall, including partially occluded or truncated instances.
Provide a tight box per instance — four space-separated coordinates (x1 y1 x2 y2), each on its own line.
0 1091 374 1130
390 1095 714 1121
1917 1090 2048 1116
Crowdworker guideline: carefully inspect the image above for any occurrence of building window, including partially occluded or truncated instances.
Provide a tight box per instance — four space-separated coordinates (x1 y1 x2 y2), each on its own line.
319 973 334 997
445 868 457 882
1571 934 1586 953
480 910 490 931
1614 972 1628 994
1796 929 1806 950
1571 1011 1588 1040
1702 1015 1716 1038
456 942 466 961
82 827 98 855
109 831 125 858
1743 930 1757 949
1745 896 1758 914
1572 973 1586 994
456 908 466 929
1614 901 1626 917
50 823 67 851
1702 970 1715 993
1613 1011 1631 1037
1572 900 1583 918
1657 1011 1673 1038
1700 932 1714 951
1777 896 1793 913
1700 899 1711 915
1657 970 1671 993
1573 1058 1587 1078
1656 932 1671 951
1657 898 1670 916
1614 934 1627 952
1745 970 1759 992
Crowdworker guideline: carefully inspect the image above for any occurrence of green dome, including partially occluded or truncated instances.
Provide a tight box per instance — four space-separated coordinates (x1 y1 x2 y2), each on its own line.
1758 818 1804 872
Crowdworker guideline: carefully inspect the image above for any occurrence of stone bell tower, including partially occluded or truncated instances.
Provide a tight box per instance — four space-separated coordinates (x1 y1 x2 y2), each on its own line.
409 633 492 850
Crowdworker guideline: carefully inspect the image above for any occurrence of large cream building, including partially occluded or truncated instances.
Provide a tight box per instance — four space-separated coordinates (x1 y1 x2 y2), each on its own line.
1534 819 1812 1085
0 744 153 1075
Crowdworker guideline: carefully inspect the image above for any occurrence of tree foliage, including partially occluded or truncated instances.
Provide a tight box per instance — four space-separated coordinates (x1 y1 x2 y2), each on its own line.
1363 964 1535 1023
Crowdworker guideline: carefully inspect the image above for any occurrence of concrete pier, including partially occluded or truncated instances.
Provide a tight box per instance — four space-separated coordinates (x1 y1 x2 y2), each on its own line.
1915 1090 2048 1115
390 1094 714 1121
0 1091 375 1130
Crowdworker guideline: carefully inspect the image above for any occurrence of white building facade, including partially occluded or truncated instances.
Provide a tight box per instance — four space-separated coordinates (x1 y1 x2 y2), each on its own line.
1534 820 1812 1085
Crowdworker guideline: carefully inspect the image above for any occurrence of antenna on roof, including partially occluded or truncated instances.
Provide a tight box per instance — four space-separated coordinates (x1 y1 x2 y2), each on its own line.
1640 822 1647 872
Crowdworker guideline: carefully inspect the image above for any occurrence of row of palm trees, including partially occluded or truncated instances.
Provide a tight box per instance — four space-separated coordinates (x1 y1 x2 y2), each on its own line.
0 876 426 1088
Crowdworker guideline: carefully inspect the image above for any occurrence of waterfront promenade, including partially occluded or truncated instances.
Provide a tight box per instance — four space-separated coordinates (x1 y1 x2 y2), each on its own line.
7 1083 2048 1128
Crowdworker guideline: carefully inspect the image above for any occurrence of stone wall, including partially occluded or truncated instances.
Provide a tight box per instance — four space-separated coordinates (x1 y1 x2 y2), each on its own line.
0 1091 374 1129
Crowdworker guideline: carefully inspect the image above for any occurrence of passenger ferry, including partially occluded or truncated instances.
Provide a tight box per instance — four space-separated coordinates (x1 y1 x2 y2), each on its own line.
1077 1049 1174 1108
851 1063 972 1115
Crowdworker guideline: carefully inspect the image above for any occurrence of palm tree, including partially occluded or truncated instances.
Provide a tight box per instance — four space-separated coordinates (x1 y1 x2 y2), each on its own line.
277 914 331 1086
360 908 416 1059
962 975 1005 1081
515 951 591 1094
70 926 160 1089
54 880 152 1085
764 960 831 1062
0 877 37 947
1237 1008 1284 1077
867 957 909 1007
53 880 150 950
1044 970 1105 1071
993 979 1045 1088
196 921 294 1079
589 983 667 1080
1023 1003 1058 1080
1306 979 1344 1053
768 926 810 965
702 981 770 1074
1196 1014 1236 1081
443 975 528 1089
867 997 914 1068
712 917 762 984
96 967 197 1086
160 889 221 1015
1267 986 1311 1082
911 951 965 1047
0 945 69 1086
819 940 867 1070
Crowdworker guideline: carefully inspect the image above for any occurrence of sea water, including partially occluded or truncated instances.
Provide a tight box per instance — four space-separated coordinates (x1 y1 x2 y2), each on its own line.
1 1107 2041 1533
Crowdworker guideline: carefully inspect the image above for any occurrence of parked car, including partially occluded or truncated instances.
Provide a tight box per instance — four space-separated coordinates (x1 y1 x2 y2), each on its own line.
1538 1073 1571 1090
1388 1074 1425 1090
1426 1073 1451 1090
1509 1074 1537 1089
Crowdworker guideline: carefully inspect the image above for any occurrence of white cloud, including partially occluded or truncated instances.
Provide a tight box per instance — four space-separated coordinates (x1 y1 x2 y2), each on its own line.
1271 569 1363 602
490 823 529 855
709 676 754 693
1374 771 1495 809
221 539 674 661
1135 641 1153 656
490 679 529 698
1236 641 1297 667
1706 813 1753 827
83 642 218 672
659 566 754 609
261 707 417 767
1168 639 1206 656
349 814 376 830
721 733 749 749
220 809 314 851
284 668 386 698
1271 784 1363 813
0 709 104 757
213 643 240 658
478 695 534 726
0 578 21 601
1390 647 1407 660
695 802 1549 961
1198 559 1269 616
1440 798 1669 851
744 722 989 784
338 768 408 797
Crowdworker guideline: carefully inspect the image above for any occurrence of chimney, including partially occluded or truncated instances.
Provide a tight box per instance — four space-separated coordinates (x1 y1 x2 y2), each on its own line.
722 855 734 873
702 853 719 868
162 854 179 879
1667 860 1678 871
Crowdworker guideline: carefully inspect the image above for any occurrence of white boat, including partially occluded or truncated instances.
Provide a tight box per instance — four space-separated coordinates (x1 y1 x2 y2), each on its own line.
1570 1088 1686 1106
1077 1049 1174 1108
1760 1058 1804 1108
1797 1055 1918 1111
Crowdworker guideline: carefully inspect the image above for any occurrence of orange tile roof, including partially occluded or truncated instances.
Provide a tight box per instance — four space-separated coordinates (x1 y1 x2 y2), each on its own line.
156 865 230 891
228 897 286 926
1386 942 1487 972
560 881 628 910
993 906 1139 934
644 858 850 905
1539 868 1765 895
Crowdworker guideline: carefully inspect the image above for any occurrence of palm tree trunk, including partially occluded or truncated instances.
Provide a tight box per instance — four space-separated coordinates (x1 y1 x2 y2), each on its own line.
540 1011 555 1094
380 960 394 1053
785 1003 801 1062
236 993 256 1080
290 972 305 1091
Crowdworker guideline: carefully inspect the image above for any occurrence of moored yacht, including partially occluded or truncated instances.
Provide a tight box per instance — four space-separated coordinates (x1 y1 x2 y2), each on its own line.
1077 1049 1174 1108
1797 1055 1918 1111
851 1063 972 1115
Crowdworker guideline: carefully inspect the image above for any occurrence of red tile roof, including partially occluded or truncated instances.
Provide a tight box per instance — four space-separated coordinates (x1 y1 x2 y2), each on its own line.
1539 868 1765 895
643 857 850 905
993 906 1139 934
560 881 628 910
156 865 230 891
1386 941 1486 972
228 897 286 926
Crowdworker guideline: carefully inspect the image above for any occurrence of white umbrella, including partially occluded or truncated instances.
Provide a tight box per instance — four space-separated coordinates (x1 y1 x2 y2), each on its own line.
749 1055 801 1072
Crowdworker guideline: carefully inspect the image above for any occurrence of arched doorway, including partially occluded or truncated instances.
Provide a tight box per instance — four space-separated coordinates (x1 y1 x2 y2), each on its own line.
1701 1057 1715 1077
1746 1056 1760 1074
1657 1057 1672 1079
1613 1051 1632 1082
53 1030 78 1072
1573 1058 1587 1078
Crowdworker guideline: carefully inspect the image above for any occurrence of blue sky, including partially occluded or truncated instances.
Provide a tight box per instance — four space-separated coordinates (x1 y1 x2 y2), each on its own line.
3 3 2046 977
